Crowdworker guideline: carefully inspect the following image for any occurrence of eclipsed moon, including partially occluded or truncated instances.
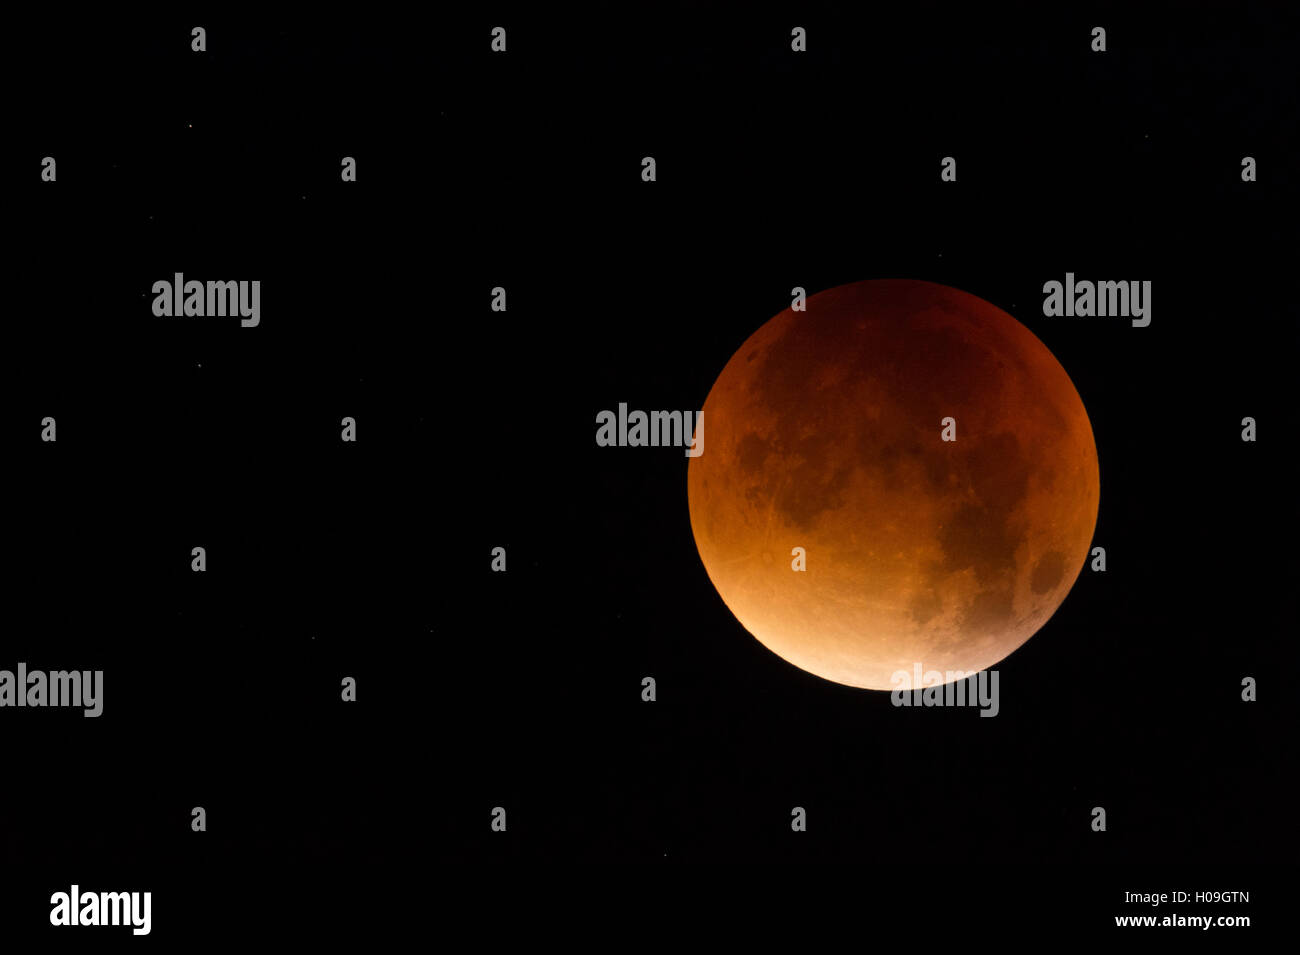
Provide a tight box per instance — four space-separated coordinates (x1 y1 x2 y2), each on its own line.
687 279 1099 690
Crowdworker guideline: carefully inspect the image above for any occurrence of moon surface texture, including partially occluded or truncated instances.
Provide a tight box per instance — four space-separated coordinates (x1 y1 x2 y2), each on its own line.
687 280 1099 690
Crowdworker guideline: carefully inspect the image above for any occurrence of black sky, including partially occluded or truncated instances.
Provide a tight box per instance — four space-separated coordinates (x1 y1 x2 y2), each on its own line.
4 3 1295 940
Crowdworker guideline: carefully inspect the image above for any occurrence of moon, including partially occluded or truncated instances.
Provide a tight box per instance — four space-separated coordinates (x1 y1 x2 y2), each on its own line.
687 279 1099 690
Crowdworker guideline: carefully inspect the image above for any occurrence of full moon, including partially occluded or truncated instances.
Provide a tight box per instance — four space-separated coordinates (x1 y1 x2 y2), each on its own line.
687 279 1099 690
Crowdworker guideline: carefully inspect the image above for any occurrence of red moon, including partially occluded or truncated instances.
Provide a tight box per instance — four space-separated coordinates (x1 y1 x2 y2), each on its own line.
687 279 1100 690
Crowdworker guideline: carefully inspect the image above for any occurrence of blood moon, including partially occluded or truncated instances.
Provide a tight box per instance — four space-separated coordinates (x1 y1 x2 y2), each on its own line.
687 279 1099 690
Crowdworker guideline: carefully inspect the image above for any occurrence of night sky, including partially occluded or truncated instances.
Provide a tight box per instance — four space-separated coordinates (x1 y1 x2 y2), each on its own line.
5 4 1295 941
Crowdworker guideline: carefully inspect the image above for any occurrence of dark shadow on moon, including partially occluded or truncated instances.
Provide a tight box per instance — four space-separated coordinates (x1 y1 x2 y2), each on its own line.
1030 550 1067 595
